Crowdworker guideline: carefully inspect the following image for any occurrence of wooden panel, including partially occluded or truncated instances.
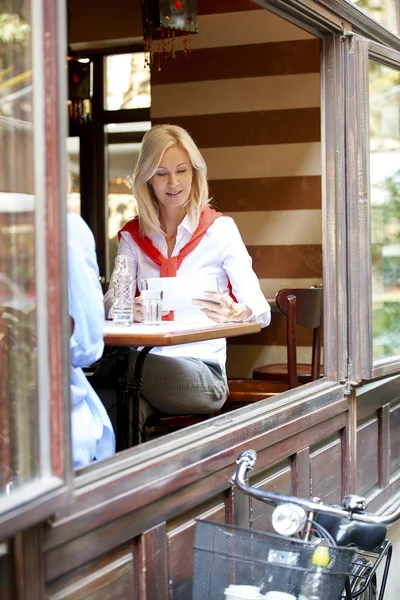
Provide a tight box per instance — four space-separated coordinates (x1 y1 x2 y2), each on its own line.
210 176 321 212
141 523 168 600
167 503 226 600
378 405 390 488
356 419 379 498
310 436 342 503
152 108 321 148
44 396 348 580
293 447 311 499
46 546 135 600
390 403 400 474
249 461 292 532
0 546 14 600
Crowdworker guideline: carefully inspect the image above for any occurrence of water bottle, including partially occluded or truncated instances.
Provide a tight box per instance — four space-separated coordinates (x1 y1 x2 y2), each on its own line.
297 545 330 600
112 254 133 326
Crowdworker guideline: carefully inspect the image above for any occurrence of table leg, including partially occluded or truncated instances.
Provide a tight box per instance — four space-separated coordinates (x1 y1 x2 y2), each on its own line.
130 346 153 446
116 347 130 451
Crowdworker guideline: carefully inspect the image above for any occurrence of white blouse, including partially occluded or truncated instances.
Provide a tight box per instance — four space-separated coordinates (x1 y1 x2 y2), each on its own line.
104 213 270 368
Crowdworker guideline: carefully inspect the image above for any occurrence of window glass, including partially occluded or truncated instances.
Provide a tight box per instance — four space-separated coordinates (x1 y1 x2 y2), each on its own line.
106 139 141 278
349 1 399 35
369 61 400 360
0 1 41 495
105 122 151 278
106 53 150 110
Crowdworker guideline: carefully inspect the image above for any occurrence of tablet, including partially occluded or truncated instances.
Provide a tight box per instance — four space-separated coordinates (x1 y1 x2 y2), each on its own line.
141 275 219 311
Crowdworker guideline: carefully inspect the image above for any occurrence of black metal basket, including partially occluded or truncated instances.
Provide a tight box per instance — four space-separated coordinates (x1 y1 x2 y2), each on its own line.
192 521 357 600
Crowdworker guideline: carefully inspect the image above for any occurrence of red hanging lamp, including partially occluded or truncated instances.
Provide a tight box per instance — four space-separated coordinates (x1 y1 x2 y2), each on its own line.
141 0 198 69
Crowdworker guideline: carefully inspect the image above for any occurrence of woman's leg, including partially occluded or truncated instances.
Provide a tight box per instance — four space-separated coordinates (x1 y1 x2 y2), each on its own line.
129 352 228 415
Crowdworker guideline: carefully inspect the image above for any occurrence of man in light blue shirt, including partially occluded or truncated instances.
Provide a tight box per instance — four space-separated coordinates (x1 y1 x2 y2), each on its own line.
67 211 115 468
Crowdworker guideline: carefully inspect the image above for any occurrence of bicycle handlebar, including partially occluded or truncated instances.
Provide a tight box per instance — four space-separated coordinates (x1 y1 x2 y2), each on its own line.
234 450 400 526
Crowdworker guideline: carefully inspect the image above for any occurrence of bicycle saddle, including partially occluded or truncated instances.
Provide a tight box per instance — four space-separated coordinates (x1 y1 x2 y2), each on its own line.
316 512 387 551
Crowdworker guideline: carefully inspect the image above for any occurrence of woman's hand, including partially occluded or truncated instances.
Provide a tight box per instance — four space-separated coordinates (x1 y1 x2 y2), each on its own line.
133 296 144 322
192 292 252 323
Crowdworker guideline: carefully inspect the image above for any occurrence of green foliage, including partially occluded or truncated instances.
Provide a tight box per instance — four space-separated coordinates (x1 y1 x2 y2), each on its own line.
0 13 30 45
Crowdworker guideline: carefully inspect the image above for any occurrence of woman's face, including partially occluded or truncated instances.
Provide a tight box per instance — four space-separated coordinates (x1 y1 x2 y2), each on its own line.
150 145 193 211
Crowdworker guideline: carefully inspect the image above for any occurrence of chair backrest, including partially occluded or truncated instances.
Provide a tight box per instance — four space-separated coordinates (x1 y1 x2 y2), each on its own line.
275 287 323 389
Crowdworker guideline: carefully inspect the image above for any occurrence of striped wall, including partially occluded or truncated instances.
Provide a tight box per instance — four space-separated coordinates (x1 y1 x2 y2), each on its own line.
151 1 322 378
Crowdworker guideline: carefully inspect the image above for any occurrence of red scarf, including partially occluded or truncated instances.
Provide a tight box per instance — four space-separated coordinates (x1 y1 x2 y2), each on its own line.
118 206 225 320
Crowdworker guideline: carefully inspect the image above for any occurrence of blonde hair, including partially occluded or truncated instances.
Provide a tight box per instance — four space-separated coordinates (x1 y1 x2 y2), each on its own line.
133 124 210 236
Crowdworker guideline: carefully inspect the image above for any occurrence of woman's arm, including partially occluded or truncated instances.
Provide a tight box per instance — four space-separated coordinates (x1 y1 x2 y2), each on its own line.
194 217 271 326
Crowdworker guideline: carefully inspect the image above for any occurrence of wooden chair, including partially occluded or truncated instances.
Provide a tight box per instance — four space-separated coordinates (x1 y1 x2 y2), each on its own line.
252 287 323 389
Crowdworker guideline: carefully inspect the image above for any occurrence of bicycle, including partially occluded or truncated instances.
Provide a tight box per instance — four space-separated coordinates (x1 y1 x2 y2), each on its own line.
192 450 400 600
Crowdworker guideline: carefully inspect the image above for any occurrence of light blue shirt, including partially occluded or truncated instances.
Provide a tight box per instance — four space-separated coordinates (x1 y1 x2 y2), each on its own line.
68 212 115 468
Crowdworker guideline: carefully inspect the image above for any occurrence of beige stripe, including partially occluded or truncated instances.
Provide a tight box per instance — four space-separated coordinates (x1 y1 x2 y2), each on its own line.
151 73 320 118
226 346 314 379
204 143 321 180
227 210 322 246
172 11 313 52
259 278 323 299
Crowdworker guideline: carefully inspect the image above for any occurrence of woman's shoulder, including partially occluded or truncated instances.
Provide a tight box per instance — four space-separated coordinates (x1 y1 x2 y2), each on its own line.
207 214 239 237
209 214 237 231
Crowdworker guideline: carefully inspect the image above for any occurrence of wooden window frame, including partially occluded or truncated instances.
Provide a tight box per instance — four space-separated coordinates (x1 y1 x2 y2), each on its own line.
0 0 72 540
345 35 400 382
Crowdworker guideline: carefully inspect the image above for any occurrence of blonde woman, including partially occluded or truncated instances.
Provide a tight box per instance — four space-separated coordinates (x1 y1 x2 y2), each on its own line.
104 125 270 425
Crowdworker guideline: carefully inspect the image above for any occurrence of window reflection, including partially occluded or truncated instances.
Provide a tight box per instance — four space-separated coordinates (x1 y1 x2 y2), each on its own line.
0 1 39 495
349 0 399 35
106 139 142 278
106 53 150 110
369 61 400 359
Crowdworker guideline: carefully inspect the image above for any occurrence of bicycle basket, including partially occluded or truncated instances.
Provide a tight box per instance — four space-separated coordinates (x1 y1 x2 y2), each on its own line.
192 520 357 600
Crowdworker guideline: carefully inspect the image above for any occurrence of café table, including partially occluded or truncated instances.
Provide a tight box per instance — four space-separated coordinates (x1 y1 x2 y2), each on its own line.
103 320 262 449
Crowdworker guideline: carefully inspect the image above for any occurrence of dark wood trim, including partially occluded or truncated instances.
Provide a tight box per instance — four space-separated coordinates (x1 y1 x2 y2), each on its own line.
344 391 357 495
378 404 390 489
104 108 151 125
367 471 400 513
141 523 168 600
199 0 261 14
107 131 146 145
19 526 45 600
151 40 321 85
211 176 322 212
84 55 107 276
357 375 400 421
152 108 321 148
292 447 310 498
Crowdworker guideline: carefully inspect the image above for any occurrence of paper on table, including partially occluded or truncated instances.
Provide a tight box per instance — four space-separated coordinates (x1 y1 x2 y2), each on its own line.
141 275 219 311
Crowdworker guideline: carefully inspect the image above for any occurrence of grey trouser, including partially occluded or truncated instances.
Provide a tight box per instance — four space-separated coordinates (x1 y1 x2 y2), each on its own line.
129 351 229 421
